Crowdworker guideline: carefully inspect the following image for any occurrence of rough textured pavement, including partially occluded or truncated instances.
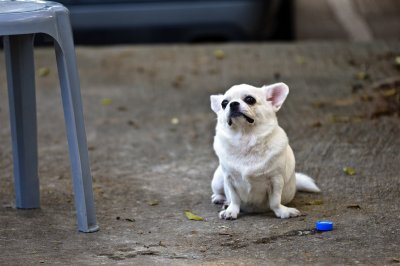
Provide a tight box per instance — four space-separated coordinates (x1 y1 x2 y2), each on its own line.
1 42 400 265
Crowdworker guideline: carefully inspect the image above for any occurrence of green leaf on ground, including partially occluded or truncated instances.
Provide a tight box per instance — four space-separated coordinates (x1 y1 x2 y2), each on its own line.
213 49 225 60
185 211 204 221
38 67 50 77
101 98 112 106
306 199 323 205
295 55 305 65
343 167 356 176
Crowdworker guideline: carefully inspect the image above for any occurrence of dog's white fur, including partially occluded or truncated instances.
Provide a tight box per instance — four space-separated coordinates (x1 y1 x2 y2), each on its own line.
210 83 320 220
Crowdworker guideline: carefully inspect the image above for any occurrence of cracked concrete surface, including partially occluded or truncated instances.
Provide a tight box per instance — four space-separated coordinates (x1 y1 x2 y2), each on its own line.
1 42 400 265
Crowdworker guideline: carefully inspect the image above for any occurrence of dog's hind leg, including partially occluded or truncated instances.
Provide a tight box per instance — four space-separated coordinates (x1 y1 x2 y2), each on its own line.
211 165 226 204
269 175 301 219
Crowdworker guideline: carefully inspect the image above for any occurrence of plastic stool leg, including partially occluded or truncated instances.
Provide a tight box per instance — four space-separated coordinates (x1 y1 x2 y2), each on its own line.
53 15 98 233
4 34 40 209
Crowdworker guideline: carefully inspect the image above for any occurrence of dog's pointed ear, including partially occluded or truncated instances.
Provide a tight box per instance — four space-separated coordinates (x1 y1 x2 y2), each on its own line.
210 95 223 113
263 83 289 112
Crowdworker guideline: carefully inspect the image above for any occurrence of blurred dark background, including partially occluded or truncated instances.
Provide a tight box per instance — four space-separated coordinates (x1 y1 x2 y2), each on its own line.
45 0 292 44
36 0 400 45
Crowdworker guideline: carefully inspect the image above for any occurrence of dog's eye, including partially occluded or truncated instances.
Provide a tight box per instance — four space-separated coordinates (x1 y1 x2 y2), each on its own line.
221 100 229 109
244 96 256 105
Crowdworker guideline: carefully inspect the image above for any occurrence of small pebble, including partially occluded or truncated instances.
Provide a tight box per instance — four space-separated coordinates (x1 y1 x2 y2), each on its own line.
171 117 179 125
395 56 400 66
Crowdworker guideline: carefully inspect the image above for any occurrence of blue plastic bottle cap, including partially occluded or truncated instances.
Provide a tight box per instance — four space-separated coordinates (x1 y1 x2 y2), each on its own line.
316 220 333 231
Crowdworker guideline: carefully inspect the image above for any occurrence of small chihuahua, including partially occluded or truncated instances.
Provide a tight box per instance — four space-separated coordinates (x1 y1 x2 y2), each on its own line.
210 83 320 220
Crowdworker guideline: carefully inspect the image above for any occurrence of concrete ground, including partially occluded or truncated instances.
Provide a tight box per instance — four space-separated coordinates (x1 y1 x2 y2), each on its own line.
1 42 400 265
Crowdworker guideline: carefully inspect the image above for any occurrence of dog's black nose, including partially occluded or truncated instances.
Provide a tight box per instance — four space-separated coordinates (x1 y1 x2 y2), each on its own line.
230 101 240 110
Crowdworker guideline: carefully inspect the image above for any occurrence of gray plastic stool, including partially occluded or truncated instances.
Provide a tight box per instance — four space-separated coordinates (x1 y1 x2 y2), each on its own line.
0 0 98 232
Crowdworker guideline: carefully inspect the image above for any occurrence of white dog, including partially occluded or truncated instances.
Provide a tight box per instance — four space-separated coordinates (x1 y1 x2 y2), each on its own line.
210 83 320 220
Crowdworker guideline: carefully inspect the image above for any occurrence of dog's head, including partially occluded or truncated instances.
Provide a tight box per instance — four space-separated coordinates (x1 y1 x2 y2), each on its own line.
210 83 289 130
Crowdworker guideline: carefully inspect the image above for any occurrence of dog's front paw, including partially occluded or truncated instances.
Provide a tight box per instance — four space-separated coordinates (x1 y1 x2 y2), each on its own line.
273 205 301 219
219 205 239 220
211 194 226 205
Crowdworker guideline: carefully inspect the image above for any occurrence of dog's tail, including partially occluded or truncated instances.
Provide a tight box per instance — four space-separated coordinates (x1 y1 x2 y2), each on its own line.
295 173 321 193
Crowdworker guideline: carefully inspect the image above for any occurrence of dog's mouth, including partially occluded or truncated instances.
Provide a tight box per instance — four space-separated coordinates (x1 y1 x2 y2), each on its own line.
228 112 255 126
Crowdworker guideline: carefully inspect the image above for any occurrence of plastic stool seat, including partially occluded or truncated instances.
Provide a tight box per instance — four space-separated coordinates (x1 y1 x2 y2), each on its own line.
0 0 98 233
0 2 46 13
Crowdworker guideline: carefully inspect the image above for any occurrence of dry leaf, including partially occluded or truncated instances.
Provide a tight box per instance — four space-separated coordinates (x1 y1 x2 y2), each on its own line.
334 98 356 106
117 106 127 112
127 120 139 129
360 94 373 102
390 258 400 263
381 88 397 97
148 200 159 206
311 101 326 108
352 83 364 93
310 121 322 128
355 71 369 81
